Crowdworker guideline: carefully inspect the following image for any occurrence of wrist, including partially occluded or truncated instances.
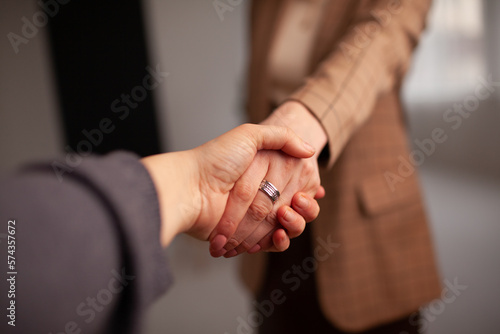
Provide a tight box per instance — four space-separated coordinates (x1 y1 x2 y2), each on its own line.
141 150 201 247
263 101 328 156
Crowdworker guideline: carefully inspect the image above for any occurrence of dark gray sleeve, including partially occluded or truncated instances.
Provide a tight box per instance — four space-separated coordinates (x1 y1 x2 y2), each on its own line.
0 151 172 334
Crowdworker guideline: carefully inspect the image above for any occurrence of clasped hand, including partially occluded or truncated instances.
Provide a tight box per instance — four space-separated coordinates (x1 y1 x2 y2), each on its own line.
208 102 327 257
142 103 324 254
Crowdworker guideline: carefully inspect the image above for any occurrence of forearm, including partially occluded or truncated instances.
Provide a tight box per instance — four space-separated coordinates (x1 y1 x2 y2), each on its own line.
288 0 431 167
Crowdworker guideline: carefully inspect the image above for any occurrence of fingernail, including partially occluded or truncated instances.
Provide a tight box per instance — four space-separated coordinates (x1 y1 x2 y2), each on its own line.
210 234 227 252
224 249 238 258
297 194 309 210
248 244 261 254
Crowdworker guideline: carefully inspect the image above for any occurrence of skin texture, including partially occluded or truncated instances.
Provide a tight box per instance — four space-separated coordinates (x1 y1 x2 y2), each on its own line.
210 101 328 257
141 123 321 250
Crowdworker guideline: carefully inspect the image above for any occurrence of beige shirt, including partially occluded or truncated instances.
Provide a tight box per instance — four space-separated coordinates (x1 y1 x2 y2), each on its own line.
268 0 327 104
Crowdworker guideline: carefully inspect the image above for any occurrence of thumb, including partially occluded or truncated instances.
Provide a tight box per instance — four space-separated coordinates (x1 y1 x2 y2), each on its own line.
246 124 315 158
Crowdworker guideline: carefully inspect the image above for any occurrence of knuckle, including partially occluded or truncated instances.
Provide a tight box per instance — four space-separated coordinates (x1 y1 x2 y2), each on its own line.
218 219 237 235
248 202 271 222
311 181 321 194
302 161 315 175
238 123 254 139
304 176 321 195
262 215 278 233
233 182 255 203
266 209 278 224
239 239 252 252
283 155 297 171
225 237 240 250
239 123 253 132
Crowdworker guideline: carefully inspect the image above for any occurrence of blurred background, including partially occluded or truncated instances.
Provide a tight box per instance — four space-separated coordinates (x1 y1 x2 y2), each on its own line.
1 0 499 333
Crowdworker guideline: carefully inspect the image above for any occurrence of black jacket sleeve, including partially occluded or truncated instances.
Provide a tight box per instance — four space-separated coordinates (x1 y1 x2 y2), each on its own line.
0 151 171 334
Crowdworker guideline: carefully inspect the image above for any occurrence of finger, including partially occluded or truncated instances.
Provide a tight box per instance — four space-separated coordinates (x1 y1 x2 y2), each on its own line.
264 229 290 253
244 206 305 254
222 228 288 258
276 205 307 238
229 180 298 255
271 229 290 252
221 162 289 254
291 193 320 222
243 124 315 158
222 189 275 253
240 205 306 255
246 228 289 254
227 228 281 257
208 156 268 257
233 193 315 255
315 186 326 199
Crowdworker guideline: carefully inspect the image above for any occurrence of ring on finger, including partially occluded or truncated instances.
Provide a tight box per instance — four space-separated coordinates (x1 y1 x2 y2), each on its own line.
259 179 280 204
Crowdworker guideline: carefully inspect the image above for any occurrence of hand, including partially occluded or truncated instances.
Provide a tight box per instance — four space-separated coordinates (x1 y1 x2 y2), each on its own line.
209 101 328 257
141 123 319 248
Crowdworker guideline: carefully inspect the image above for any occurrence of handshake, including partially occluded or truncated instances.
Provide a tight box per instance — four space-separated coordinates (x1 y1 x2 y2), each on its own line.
142 102 327 256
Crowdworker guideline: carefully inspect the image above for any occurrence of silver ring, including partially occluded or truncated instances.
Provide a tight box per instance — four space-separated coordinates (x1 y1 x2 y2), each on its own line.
259 180 280 204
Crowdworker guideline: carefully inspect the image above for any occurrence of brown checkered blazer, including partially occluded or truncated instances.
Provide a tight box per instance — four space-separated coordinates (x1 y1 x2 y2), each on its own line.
241 0 442 331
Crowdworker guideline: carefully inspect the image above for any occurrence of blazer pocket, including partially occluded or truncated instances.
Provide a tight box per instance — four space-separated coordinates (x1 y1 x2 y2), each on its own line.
356 172 422 217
